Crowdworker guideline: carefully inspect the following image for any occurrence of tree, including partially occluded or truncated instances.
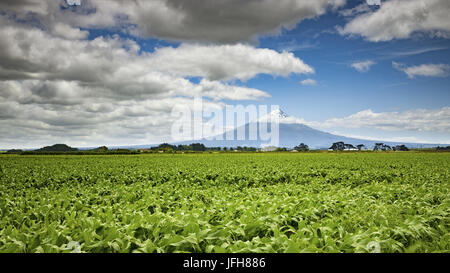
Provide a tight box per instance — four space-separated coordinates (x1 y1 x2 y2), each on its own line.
294 143 309 152
374 143 384 151
191 143 206 151
393 145 409 151
329 142 345 151
357 144 365 151
374 143 392 151
153 143 177 151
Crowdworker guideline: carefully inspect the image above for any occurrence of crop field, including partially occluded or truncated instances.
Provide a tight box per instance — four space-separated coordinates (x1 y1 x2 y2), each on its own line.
0 152 449 253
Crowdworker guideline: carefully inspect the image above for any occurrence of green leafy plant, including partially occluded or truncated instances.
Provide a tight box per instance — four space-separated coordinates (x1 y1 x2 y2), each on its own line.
0 152 448 253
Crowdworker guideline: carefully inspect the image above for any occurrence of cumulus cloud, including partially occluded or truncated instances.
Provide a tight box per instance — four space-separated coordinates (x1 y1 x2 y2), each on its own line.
393 62 450 78
0 0 346 43
127 0 347 43
304 107 450 133
338 0 450 42
351 60 376 72
0 11 317 148
300 79 317 86
0 16 313 83
149 44 313 81
51 23 89 40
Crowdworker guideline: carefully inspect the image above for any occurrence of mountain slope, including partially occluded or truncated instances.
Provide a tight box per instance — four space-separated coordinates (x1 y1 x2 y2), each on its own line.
175 122 443 149
174 110 442 149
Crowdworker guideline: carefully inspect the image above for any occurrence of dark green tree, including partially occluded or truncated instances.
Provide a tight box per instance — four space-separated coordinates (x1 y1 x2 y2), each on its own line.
294 143 309 152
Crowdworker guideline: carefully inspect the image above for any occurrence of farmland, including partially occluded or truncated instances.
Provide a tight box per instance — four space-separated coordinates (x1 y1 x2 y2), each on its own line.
0 152 448 253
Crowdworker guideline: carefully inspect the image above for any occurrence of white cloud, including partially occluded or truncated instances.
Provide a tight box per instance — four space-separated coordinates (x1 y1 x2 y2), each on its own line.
300 79 317 86
393 62 450 78
385 46 448 58
129 0 347 43
325 133 449 145
0 16 313 84
149 44 314 81
0 0 347 43
376 136 449 144
0 13 318 148
51 23 89 40
304 108 450 133
338 0 450 42
351 60 376 72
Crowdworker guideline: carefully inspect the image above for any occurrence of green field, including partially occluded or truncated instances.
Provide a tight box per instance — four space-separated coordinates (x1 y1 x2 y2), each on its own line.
0 152 449 253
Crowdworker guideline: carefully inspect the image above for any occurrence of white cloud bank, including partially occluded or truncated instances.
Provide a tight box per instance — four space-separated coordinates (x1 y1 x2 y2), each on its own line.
325 133 450 145
338 0 450 42
304 107 450 133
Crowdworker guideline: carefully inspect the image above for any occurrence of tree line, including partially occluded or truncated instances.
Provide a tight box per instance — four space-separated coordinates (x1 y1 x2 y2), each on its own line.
6 142 443 155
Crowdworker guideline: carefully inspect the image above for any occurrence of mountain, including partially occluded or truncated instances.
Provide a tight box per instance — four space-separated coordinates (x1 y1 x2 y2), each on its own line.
173 110 442 149
97 110 444 150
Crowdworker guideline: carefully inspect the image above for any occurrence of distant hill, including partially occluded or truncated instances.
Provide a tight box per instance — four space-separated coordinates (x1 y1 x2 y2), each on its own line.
6 149 23 154
89 146 109 152
35 144 78 152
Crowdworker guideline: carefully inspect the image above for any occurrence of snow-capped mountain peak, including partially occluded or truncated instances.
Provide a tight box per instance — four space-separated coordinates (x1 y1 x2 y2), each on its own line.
269 109 288 119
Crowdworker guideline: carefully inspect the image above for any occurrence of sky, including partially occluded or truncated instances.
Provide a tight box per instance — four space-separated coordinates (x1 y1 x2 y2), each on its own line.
0 0 449 149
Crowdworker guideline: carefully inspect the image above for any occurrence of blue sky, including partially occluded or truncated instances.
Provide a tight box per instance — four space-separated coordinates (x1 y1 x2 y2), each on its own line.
0 0 449 148
227 1 450 143
253 19 450 119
